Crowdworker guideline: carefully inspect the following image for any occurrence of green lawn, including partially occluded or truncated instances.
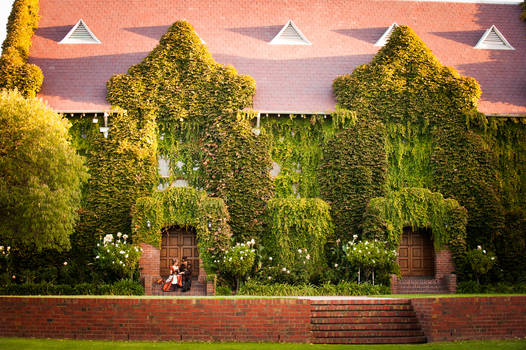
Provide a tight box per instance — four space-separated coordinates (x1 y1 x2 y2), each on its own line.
0 338 525 350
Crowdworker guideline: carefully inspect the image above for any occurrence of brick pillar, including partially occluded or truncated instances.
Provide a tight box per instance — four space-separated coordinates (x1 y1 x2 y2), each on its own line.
434 246 455 280
139 243 160 296
390 274 399 294
442 273 457 294
206 274 217 296
198 258 206 284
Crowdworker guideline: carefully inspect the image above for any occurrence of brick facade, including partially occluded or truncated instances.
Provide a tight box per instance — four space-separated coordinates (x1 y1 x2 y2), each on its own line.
139 243 160 295
411 296 526 342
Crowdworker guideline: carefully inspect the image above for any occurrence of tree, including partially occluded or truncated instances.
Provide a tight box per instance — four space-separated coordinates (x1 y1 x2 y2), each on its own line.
0 89 88 251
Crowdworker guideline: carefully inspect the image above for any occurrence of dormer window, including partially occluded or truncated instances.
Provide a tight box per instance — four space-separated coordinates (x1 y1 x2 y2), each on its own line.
270 20 311 45
59 19 101 44
475 25 514 50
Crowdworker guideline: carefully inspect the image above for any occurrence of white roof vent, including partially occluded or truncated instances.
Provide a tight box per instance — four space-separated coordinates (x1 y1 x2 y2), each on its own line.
270 20 311 45
375 23 398 47
475 25 514 50
59 19 101 44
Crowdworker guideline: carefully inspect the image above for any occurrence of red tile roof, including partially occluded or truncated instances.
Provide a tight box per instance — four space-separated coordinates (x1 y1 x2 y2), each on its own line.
29 0 526 115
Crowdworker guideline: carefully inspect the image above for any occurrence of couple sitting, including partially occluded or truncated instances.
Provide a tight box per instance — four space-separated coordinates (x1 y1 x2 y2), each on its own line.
163 256 192 292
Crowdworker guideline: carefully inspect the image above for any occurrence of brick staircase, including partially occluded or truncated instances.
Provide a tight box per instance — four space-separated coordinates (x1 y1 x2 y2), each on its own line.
310 299 426 344
397 277 449 294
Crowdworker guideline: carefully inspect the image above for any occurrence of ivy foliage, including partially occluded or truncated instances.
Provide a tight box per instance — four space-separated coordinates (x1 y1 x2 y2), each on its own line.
362 187 468 267
132 186 231 272
332 25 505 249
264 198 333 277
106 21 267 242
0 0 43 97
72 110 158 261
260 109 356 199
202 114 274 241
320 117 388 241
0 89 88 251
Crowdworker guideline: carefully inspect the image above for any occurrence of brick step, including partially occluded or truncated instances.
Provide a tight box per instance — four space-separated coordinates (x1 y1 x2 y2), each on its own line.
312 304 413 311
312 322 422 331
312 310 416 318
312 329 425 338
312 336 427 344
311 316 419 324
398 290 448 294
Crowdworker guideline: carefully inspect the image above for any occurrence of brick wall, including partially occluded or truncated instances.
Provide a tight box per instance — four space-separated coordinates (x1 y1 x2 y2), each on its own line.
411 296 526 342
434 247 455 279
0 297 311 342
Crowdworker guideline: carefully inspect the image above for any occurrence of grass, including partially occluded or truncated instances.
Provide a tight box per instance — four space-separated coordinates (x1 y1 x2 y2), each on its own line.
0 338 525 350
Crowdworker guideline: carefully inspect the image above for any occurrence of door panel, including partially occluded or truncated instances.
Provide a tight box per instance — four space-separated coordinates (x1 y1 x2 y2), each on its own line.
398 228 434 277
160 227 200 278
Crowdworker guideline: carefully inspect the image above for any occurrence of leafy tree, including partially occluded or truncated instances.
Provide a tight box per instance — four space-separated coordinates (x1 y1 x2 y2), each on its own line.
0 89 88 251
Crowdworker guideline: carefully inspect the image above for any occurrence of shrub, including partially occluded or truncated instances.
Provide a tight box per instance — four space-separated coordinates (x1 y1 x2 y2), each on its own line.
94 233 142 281
466 245 496 284
215 285 233 296
0 90 88 251
0 279 144 296
217 240 256 291
343 237 399 283
0 0 43 97
237 280 389 296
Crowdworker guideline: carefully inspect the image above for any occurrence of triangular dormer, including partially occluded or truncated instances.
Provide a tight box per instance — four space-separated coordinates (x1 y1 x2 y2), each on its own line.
59 19 101 44
475 25 514 50
375 23 398 47
270 20 311 45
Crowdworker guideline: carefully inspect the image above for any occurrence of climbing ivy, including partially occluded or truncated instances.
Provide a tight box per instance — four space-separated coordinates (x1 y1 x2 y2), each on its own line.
202 114 274 241
332 25 505 250
320 117 388 241
264 197 333 280
362 187 468 269
0 0 43 97
71 110 158 262
132 186 231 272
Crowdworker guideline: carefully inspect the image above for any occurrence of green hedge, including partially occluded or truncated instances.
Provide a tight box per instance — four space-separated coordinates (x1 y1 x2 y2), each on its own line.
0 0 43 97
238 280 389 296
0 279 144 296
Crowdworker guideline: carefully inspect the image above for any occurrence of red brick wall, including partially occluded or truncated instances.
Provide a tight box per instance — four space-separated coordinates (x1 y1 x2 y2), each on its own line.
139 243 160 295
0 297 311 342
411 296 526 342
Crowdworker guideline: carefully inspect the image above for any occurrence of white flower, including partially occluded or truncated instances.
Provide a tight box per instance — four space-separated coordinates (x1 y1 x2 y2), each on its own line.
281 267 287 272
122 234 128 240
483 250 486 254
334 263 338 268
135 247 139 251
95 255 100 259
241 243 245 247
106 249 110 253
491 257 495 260
251 249 255 253
372 260 375 264
63 261 68 266
120 250 125 254
240 257 243 260
268 276 272 280
103 234 114 244
7 246 10 251
287 270 290 274
358 250 362 253
269 257 273 261
353 234 358 240
125 254 129 258
298 249 302 254
250 238 255 245
97 243 100 247
117 232 122 238
365 241 369 245
229 257 232 261
477 245 482 250
306 254 310 260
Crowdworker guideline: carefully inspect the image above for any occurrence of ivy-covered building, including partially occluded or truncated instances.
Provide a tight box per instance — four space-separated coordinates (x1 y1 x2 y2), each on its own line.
22 0 526 294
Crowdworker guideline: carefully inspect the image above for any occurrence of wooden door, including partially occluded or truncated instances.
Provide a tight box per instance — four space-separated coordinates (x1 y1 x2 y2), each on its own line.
398 228 434 277
160 226 200 278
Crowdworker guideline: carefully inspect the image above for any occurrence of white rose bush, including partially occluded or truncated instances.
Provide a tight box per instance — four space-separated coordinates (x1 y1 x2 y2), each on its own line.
217 239 256 292
94 233 142 280
342 237 399 284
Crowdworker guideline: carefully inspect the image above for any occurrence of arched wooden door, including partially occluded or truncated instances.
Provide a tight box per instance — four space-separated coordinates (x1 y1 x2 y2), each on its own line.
160 226 200 278
398 227 434 277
